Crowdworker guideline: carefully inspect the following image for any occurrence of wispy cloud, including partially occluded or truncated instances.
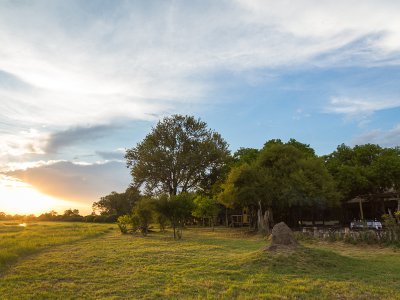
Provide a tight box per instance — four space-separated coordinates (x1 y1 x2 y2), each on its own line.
1 1 399 131
96 149 125 161
324 96 400 124
353 123 400 147
1 1 400 127
45 124 120 153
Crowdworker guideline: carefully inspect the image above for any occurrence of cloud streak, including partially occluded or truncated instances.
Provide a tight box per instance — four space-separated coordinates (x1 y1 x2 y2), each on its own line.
353 124 400 147
46 124 121 153
325 96 400 116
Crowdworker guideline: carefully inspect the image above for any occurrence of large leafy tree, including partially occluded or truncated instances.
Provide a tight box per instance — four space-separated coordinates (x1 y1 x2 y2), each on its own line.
93 186 140 216
125 115 230 196
218 140 338 231
325 144 400 199
325 144 400 217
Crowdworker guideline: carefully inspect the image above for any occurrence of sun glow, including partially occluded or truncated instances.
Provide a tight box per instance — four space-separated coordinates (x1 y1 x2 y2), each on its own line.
0 175 81 215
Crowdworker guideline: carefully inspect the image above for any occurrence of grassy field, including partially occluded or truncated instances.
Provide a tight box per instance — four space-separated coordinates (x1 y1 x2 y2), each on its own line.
0 222 113 272
0 223 399 299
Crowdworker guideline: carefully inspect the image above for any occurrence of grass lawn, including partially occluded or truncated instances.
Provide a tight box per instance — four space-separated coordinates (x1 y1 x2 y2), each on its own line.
0 223 399 299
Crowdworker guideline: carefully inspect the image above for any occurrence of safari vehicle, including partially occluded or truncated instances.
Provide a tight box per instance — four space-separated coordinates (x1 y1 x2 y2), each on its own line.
350 220 382 230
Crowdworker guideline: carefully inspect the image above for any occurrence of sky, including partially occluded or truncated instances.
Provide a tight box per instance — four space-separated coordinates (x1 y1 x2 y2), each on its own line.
1 0 400 215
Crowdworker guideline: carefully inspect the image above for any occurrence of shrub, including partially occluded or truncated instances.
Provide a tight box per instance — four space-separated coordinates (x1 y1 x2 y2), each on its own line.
117 215 132 234
131 198 154 236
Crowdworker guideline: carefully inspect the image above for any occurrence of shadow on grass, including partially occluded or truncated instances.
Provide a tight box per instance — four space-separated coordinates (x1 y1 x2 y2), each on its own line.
248 245 400 286
0 224 114 275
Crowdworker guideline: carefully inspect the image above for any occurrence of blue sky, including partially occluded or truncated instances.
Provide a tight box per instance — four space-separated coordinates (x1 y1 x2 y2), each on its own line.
0 0 400 214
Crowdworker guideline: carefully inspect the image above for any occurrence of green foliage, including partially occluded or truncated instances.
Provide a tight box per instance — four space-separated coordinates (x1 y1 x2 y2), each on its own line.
56 209 83 222
154 193 194 239
325 143 400 201
382 213 398 227
93 186 140 216
125 114 230 196
192 195 220 228
219 140 338 227
233 147 260 166
131 198 154 236
117 215 131 234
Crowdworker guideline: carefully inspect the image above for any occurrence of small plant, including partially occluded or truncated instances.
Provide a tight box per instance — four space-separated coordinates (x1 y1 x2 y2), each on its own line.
382 213 400 244
394 211 400 223
117 215 131 234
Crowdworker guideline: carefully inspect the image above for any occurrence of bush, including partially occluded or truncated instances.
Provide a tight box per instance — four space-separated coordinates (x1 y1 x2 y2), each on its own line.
131 198 154 236
117 215 132 234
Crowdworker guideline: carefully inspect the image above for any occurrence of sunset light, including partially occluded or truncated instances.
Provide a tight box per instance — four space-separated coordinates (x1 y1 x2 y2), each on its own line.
0 1 400 298
0 175 82 215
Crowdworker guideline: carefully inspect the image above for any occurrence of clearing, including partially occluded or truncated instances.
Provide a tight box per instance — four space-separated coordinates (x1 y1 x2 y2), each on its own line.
0 222 399 299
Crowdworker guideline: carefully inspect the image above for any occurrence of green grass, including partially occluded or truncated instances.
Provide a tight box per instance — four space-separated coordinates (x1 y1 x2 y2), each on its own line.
0 224 399 299
0 222 113 272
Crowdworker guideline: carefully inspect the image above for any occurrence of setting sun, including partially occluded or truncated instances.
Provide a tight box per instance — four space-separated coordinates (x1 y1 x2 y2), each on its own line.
0 175 82 215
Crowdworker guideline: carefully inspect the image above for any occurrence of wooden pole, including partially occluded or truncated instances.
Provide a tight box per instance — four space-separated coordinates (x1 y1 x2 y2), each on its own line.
359 198 364 220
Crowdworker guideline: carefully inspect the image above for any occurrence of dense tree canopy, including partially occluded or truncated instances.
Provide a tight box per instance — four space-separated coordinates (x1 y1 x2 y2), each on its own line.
218 139 338 229
192 195 220 228
324 144 400 200
125 115 230 196
93 186 140 216
324 144 400 218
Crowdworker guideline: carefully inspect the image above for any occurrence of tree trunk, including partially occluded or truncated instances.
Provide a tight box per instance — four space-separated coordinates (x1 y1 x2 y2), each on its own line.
177 222 183 239
312 206 316 226
257 201 270 236
225 207 229 227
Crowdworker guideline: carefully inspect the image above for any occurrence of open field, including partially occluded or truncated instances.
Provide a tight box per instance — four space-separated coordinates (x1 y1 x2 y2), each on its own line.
0 223 399 299
0 222 114 273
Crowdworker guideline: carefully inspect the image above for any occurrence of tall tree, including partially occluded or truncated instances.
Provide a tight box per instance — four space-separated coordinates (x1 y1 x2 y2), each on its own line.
219 140 338 232
125 115 230 196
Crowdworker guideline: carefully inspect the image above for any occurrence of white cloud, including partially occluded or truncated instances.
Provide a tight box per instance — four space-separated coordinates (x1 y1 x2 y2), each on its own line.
0 128 49 160
1 0 400 162
324 96 400 124
353 124 400 146
1 160 63 173
326 96 400 114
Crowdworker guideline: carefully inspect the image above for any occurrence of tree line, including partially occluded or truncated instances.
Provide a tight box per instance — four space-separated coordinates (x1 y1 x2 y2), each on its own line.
4 115 398 234
0 209 119 223
93 114 400 238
